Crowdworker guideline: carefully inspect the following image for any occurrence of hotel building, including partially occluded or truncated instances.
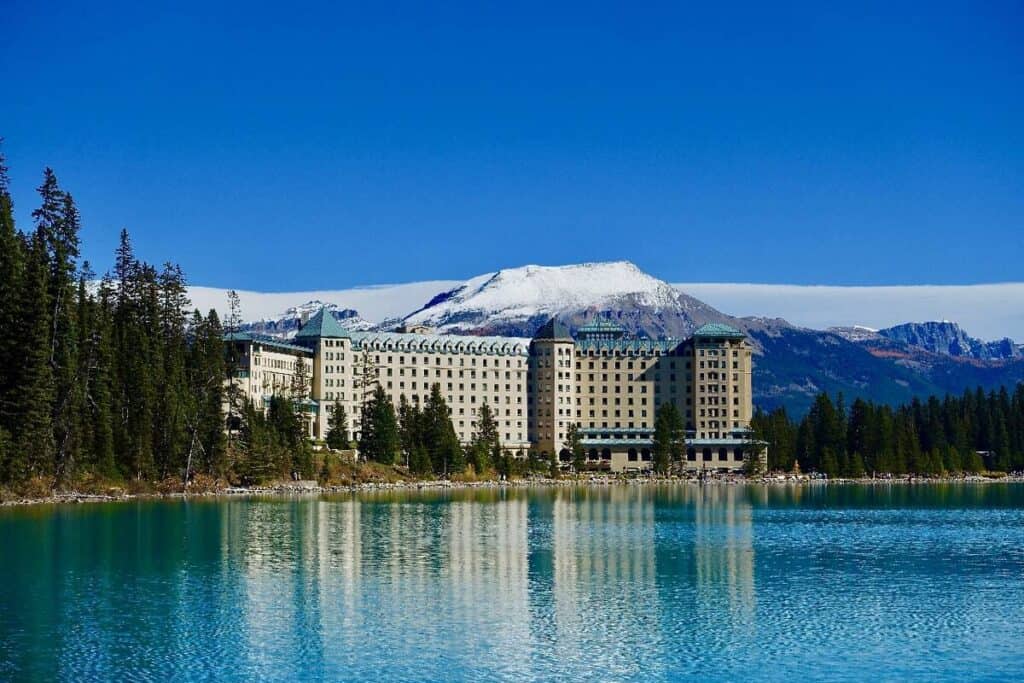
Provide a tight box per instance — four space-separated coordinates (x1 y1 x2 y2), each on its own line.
225 308 758 472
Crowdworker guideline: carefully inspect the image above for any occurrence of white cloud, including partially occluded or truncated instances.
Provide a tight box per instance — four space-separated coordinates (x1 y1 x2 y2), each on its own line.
187 280 461 324
676 283 1024 342
186 276 1024 344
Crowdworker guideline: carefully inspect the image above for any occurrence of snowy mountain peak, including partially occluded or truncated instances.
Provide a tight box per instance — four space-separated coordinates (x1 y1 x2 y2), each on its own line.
241 300 374 337
402 261 728 337
407 262 678 322
271 300 352 322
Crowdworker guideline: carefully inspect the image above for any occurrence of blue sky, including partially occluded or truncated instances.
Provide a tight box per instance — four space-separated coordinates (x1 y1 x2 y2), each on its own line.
1 1 1021 290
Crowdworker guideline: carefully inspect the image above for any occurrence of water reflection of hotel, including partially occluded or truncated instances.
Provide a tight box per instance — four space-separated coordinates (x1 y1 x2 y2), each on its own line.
551 486 661 676
692 486 756 619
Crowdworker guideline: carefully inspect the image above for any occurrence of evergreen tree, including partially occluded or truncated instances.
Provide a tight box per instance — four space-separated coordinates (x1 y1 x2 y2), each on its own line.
963 449 985 474
422 384 464 476
652 402 684 474
326 402 350 450
86 276 117 477
190 309 226 475
847 452 866 478
820 448 840 478
468 402 499 473
0 143 25 437
10 232 55 481
31 175 83 483
111 232 156 480
409 442 432 476
796 418 816 473
359 385 400 464
743 425 767 475
235 399 278 484
942 445 962 473
566 422 585 472
397 394 419 467
153 263 191 478
992 413 1012 471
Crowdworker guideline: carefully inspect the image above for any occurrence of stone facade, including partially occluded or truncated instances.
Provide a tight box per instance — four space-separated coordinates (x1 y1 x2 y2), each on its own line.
225 309 757 471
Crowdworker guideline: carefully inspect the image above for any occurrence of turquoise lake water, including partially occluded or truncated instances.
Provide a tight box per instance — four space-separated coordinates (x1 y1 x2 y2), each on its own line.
2 483 1023 682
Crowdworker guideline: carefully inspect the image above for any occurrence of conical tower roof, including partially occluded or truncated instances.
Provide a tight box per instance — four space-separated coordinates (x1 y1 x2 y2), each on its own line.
295 307 351 340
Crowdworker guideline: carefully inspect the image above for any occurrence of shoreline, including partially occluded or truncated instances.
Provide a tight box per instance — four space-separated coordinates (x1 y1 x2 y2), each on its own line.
3 472 1023 508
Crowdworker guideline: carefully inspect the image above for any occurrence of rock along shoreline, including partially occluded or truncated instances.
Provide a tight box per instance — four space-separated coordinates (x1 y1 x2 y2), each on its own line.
3 472 1023 508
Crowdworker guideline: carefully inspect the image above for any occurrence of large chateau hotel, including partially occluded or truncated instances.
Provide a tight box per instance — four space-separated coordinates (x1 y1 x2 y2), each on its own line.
225 309 757 472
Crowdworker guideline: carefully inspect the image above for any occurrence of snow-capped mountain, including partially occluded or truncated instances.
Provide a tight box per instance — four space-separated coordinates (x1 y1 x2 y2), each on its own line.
401 261 731 338
239 300 375 337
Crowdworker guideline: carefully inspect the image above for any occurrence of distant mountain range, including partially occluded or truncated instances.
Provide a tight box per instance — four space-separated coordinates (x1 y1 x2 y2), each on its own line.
242 300 375 336
226 261 1024 415
834 321 1020 361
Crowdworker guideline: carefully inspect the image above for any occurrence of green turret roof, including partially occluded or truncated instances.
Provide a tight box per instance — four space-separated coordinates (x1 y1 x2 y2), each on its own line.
693 322 745 339
295 307 351 340
577 318 626 334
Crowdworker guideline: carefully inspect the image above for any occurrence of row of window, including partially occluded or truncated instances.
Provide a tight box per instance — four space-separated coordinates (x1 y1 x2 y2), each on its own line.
252 355 303 371
354 354 525 368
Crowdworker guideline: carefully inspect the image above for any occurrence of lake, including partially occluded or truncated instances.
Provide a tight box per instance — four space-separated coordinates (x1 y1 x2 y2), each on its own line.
2 483 1023 681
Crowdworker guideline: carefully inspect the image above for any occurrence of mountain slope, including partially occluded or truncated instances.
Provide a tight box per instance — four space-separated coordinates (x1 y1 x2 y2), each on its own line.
402 261 730 337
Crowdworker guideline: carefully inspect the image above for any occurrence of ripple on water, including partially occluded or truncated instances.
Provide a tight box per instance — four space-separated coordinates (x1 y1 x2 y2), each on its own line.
1 485 1023 681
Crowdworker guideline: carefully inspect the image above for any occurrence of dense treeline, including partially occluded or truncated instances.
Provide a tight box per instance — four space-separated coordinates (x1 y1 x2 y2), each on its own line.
753 386 1024 476
349 383 547 478
8 149 1023 492
0 151 230 492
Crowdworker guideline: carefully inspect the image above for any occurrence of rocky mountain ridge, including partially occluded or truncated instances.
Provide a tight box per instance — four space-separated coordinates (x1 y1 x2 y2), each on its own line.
235 261 1024 414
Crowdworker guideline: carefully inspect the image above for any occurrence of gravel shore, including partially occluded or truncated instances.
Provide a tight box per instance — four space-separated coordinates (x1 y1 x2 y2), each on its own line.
4 472 1023 508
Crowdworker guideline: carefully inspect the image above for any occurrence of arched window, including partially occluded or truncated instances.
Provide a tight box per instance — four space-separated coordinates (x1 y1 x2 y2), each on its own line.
559 448 571 462
718 448 728 461
601 448 612 460
687 448 696 461
702 448 712 461
641 448 651 461
628 448 638 461
588 448 599 460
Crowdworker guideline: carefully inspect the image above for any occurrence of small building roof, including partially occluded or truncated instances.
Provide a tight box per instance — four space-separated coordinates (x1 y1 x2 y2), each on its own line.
223 331 313 355
295 307 351 340
575 337 681 354
577 318 626 335
532 317 573 341
693 322 746 339
576 318 628 343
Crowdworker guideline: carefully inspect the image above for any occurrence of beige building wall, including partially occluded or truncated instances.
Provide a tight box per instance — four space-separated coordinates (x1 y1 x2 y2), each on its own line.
311 332 530 450
229 312 756 470
573 348 692 432
224 333 314 434
528 333 576 456
689 335 753 439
